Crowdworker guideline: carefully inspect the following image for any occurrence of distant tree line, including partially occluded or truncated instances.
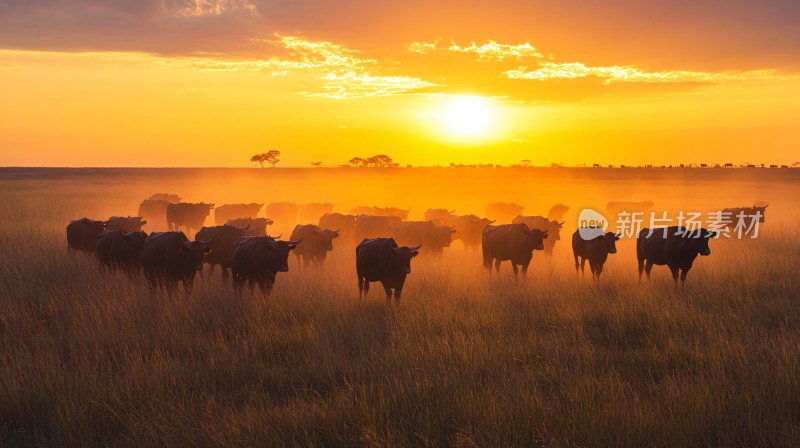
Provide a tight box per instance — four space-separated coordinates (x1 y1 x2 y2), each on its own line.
348 154 399 168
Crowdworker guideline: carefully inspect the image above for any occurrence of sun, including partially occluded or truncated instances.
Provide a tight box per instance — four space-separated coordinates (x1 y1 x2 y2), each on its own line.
437 95 495 140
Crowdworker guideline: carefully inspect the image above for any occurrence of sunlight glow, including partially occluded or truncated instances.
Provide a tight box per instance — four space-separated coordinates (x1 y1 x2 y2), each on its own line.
438 96 495 140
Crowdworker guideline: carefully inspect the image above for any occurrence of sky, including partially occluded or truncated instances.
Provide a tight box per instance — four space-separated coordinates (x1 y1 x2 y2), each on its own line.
0 0 799 167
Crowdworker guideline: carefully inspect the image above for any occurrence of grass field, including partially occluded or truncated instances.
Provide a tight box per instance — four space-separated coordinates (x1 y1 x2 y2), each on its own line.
1 167 799 447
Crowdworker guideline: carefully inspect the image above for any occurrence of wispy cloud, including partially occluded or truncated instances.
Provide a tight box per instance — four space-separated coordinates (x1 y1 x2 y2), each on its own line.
504 62 791 84
447 40 544 61
169 0 258 17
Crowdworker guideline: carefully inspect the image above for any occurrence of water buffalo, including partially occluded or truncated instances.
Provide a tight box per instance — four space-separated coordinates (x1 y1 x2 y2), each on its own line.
637 226 716 289
390 221 454 255
105 216 147 232
267 202 300 232
166 202 214 237
449 215 495 249
572 227 620 281
290 224 339 267
214 203 263 226
354 215 404 241
96 230 148 272
137 199 172 231
350 206 410 219
718 202 768 234
230 236 301 296
511 215 564 255
226 217 274 236
195 224 249 278
298 203 335 224
424 208 456 226
319 213 356 241
356 238 421 301
67 218 107 253
548 204 570 222
485 202 525 224
141 231 210 294
482 223 548 279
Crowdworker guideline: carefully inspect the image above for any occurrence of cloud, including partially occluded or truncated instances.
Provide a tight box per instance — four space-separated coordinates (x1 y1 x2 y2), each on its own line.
447 40 544 61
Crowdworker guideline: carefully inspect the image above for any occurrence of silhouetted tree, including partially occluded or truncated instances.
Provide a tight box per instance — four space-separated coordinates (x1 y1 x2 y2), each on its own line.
366 154 394 167
348 157 366 167
250 150 281 168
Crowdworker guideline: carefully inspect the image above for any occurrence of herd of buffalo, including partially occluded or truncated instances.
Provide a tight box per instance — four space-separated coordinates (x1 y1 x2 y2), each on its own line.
65 194 769 299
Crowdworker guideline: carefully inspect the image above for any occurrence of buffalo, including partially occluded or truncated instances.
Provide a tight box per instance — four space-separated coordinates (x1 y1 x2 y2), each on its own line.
356 238 421 301
298 203 335 224
319 213 356 241
195 224 250 278
166 202 214 237
718 202 768 234
482 223 548 279
141 231 211 294
266 202 300 233
547 203 570 222
390 221 455 255
485 202 525 224
96 230 148 272
226 217 274 236
290 224 340 267
637 226 716 289
106 216 147 232
572 227 620 281
424 208 456 226
354 215 404 241
137 199 172 231
67 218 107 253
214 203 263 226
511 215 564 255
230 235 302 296
449 215 495 249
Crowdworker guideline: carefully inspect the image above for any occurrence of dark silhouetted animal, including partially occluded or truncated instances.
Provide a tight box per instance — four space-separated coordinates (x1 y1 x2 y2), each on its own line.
141 231 210 294
482 223 548 279
548 203 570 222
105 216 147 232
230 236 301 296
350 206 410 219
226 217 273 236
195 224 249 278
137 199 172 231
166 202 214 237
318 213 356 241
512 215 564 255
356 238 420 301
67 218 107 253
214 203 262 226
354 215 404 241
390 221 454 255
485 202 525 223
424 208 456 226
96 230 148 272
572 228 620 281
449 215 495 249
298 203 335 224
290 224 339 267
637 226 716 289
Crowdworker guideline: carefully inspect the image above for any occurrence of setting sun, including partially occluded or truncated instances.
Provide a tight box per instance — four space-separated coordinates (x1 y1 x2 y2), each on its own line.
437 96 495 140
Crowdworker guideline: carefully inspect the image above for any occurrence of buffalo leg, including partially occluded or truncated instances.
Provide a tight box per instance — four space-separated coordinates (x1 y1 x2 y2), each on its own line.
383 285 393 301
669 265 680 288
358 276 364 298
511 263 519 280
521 262 530 280
581 258 588 276
394 287 402 302
574 254 580 275
644 261 654 281
679 268 690 291
494 259 502 274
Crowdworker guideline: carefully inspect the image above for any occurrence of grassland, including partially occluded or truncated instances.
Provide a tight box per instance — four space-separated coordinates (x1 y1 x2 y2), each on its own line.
0 168 799 447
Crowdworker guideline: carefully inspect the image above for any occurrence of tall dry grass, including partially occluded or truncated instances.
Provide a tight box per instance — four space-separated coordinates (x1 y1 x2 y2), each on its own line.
1 168 799 447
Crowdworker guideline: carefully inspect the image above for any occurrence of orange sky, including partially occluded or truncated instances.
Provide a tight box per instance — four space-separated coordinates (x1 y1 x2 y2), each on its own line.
0 0 798 167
